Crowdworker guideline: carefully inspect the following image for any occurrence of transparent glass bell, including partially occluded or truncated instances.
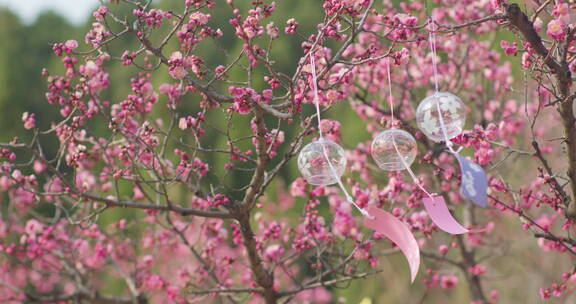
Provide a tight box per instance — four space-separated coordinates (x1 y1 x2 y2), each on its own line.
371 129 417 171
298 139 347 185
416 92 466 142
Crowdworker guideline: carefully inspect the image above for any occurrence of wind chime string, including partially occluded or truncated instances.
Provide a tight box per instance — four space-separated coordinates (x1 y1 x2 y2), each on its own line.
309 52 371 217
428 18 440 93
310 53 324 140
385 58 436 200
427 17 458 154
386 57 395 122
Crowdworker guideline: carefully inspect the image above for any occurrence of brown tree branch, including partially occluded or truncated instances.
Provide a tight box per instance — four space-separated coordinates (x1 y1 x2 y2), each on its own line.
187 287 262 295
277 270 382 298
534 233 576 247
22 289 147 304
503 3 576 218
532 140 570 204
237 213 276 303
456 235 488 303
490 195 576 255
80 192 233 218
232 107 277 303
503 3 565 77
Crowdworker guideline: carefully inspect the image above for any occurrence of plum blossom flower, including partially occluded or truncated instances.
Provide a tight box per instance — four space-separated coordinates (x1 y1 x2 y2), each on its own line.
266 22 279 38
169 64 187 80
438 245 449 255
500 40 518 56
142 274 166 291
190 12 210 25
93 6 109 22
521 52 532 69
264 244 285 262
22 112 36 129
33 160 47 174
285 18 299 34
540 288 551 299
552 3 571 23
440 275 458 289
65 40 78 50
533 17 543 32
468 264 487 276
547 19 566 40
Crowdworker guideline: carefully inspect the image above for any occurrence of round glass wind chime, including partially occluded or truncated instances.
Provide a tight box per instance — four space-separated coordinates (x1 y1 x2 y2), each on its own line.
296 17 488 282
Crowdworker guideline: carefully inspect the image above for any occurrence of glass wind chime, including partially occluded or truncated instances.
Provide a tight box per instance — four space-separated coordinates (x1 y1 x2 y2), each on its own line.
296 18 487 283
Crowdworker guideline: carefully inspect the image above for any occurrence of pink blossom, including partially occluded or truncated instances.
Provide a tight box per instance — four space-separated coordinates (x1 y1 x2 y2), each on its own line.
263 244 285 262
25 219 44 236
166 285 181 300
142 274 165 291
178 117 189 130
547 19 566 40
536 214 557 231
285 18 299 34
65 40 78 50
21 112 36 129
189 12 210 25
468 264 487 276
540 288 551 299
215 65 226 76
93 6 109 22
440 275 458 289
169 66 187 79
291 178 308 197
533 17 543 32
500 41 518 56
395 48 410 64
82 60 99 77
295 287 332 303
33 160 47 174
438 245 449 255
552 3 571 23
521 52 532 69
266 22 279 38
570 61 576 74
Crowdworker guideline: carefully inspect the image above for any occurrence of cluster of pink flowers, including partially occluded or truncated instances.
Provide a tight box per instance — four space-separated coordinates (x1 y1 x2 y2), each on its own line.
547 19 566 40
178 113 206 137
228 86 266 114
284 18 299 34
21 112 36 130
52 40 78 56
133 8 170 28
177 12 222 50
93 5 109 22
500 40 518 56
390 13 419 40
85 23 111 48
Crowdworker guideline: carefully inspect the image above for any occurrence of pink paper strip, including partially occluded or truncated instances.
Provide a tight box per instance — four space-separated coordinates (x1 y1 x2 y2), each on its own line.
364 207 420 282
422 195 468 234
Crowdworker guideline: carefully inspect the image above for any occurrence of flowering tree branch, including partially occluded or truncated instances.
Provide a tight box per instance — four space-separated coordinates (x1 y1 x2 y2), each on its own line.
504 3 576 218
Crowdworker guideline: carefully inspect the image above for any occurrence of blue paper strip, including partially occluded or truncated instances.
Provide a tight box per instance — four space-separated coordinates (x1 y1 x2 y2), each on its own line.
454 154 487 208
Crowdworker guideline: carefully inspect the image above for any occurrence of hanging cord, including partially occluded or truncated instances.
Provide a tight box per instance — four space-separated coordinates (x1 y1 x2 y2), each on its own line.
427 17 458 154
309 52 371 217
385 58 436 200
428 18 440 93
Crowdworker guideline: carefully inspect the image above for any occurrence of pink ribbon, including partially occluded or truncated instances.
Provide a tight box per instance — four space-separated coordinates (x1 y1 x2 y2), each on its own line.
365 206 420 282
422 195 468 234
